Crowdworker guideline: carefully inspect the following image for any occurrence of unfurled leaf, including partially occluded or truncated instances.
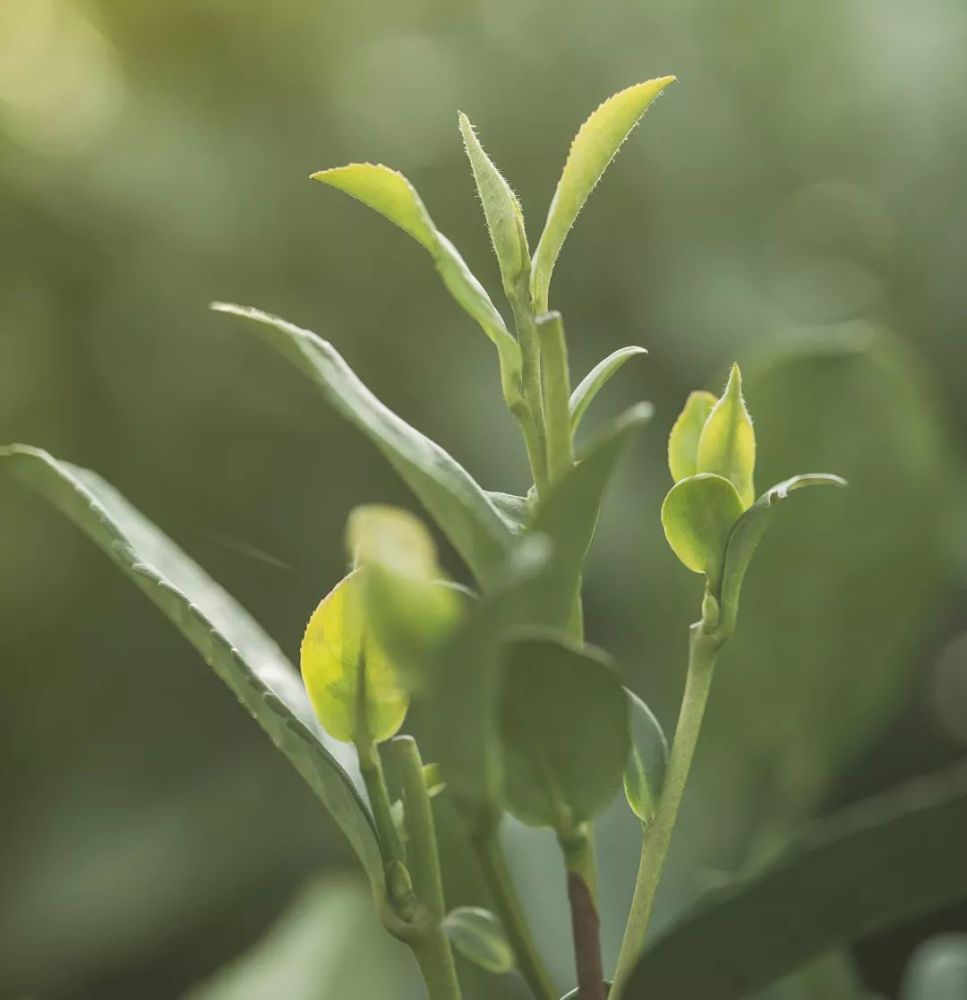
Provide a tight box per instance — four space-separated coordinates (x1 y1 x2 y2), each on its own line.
497 634 630 831
901 935 967 1000
661 473 745 590
523 402 651 630
311 163 523 404
625 763 967 1000
696 364 756 507
459 113 530 295
301 570 408 746
570 346 648 434
348 505 466 689
623 690 668 824
443 906 516 974
668 390 717 483
718 474 847 635
212 304 513 587
530 77 675 311
0 446 384 892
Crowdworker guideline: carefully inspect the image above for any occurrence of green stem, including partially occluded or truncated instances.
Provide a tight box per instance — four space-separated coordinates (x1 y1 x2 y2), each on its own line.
536 311 574 485
357 739 407 873
470 811 556 1000
388 737 462 1000
610 621 721 997
510 296 549 498
560 827 605 1000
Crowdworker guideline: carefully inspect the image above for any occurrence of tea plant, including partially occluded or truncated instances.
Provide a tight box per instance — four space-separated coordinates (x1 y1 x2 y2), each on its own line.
5 78 967 1000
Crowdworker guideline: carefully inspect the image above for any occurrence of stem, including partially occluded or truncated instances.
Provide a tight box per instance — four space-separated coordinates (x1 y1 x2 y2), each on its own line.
610 622 721 997
561 827 605 1000
510 295 549 498
357 739 407 873
388 737 462 1000
470 811 556 1000
536 311 574 485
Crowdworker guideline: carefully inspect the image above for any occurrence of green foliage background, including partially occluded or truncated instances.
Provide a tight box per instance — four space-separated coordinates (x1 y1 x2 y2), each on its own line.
1 1 965 997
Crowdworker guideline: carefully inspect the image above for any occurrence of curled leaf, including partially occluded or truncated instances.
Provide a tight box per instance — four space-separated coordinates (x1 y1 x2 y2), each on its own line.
668 390 717 483
443 907 516 974
623 689 668 824
530 77 675 311
696 364 756 507
301 570 408 745
569 345 648 434
459 113 530 294
661 473 745 591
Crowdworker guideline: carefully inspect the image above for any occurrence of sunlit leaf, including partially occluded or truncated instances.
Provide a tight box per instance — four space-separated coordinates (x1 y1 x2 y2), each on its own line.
443 906 516 974
696 364 756 507
311 163 523 404
0 446 384 892
661 473 744 590
668 390 717 483
623 689 668 824
212 304 513 587
523 402 651 630
718 474 847 635
530 77 675 311
301 570 408 746
625 763 967 1000
459 113 530 295
569 346 648 434
498 634 630 831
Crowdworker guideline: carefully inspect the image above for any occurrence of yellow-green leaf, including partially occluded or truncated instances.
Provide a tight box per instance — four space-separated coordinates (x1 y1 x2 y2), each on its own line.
661 473 745 590
312 163 523 406
668 390 717 483
301 570 408 745
530 77 675 311
459 113 530 295
696 364 756 507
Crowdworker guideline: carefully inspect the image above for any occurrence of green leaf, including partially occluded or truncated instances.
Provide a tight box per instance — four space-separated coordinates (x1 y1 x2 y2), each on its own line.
624 763 967 1000
212 303 513 588
442 906 516 975
661 473 745 591
301 569 409 745
668 390 717 483
0 446 384 892
523 402 651 629
570 346 648 434
311 163 523 406
497 634 630 832
901 936 967 1000
696 364 756 507
718 474 847 635
458 113 530 296
530 77 675 311
347 505 466 691
623 689 668 824
487 491 531 532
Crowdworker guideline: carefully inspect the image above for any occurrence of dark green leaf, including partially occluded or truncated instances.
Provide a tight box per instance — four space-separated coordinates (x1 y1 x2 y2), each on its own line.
498 634 630 831
0 446 384 892
623 690 668 824
624 764 967 1000
569 346 648 434
443 906 516 974
212 303 513 588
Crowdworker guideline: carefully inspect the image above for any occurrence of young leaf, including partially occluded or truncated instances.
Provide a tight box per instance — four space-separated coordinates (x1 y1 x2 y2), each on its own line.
443 906 516 974
696 364 756 507
301 569 409 745
212 304 513 588
623 689 668 825
668 390 717 483
311 163 523 405
624 763 967 1000
530 77 676 311
570 345 648 434
497 634 631 832
458 113 530 295
661 473 745 591
717 474 847 636
522 402 651 630
0 446 385 892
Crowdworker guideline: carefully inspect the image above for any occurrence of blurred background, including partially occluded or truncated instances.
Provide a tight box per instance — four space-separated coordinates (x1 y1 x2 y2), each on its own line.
1 0 966 997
